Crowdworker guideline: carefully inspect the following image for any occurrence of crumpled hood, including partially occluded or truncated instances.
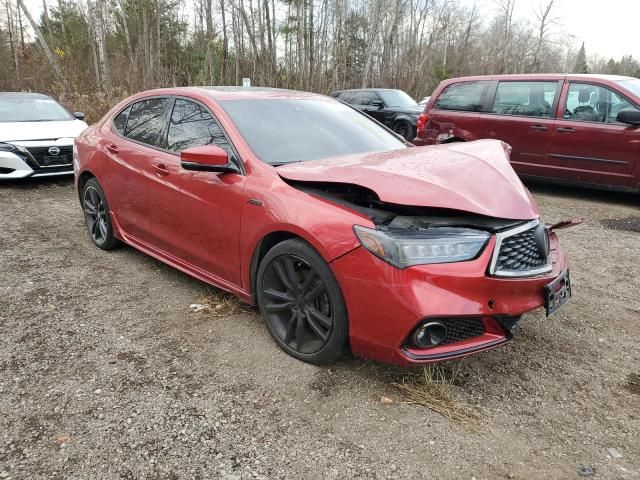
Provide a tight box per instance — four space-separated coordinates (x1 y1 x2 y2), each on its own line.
277 139 539 220
0 120 88 143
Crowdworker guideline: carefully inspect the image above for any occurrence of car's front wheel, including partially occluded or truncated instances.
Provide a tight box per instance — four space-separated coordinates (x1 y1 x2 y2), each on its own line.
81 178 120 250
256 239 349 364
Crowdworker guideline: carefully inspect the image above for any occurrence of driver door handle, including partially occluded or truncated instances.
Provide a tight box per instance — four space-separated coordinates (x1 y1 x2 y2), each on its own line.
152 162 170 176
557 127 575 134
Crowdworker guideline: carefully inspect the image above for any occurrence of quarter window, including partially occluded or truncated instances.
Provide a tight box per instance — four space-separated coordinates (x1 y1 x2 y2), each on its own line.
113 105 131 134
493 81 558 118
434 81 489 112
167 99 230 153
125 98 171 146
564 83 637 124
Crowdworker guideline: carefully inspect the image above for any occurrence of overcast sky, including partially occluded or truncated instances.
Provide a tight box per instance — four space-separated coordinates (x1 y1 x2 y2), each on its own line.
22 0 639 61
468 0 638 60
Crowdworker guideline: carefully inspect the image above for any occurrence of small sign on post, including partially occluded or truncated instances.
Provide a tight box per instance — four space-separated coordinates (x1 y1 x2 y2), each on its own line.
242 78 251 88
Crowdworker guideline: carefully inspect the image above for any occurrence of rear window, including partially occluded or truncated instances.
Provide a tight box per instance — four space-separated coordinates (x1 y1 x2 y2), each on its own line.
125 98 171 146
219 98 406 165
434 81 489 112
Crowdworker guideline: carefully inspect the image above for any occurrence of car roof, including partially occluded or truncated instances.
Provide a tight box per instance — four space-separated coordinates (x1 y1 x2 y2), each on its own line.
0 92 52 98
134 86 330 101
442 73 636 83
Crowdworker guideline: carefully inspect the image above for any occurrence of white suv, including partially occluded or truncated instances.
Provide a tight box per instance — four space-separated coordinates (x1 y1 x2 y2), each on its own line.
0 92 88 179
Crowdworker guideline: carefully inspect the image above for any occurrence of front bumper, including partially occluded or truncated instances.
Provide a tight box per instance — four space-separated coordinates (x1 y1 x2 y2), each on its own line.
0 142 74 179
330 232 568 366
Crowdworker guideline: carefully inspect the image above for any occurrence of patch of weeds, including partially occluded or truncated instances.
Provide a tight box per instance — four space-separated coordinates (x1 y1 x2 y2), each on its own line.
600 216 640 233
392 364 480 428
189 288 250 317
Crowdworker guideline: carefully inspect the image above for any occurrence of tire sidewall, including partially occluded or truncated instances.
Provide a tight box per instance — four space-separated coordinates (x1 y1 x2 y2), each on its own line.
256 239 349 364
82 178 119 250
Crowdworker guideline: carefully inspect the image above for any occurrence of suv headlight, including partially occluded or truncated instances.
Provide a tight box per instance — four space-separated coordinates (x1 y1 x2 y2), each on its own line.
353 225 490 268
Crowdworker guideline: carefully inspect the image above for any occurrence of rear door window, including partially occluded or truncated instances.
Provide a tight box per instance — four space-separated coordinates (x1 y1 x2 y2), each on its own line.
434 81 489 112
493 81 559 117
166 99 230 154
125 97 171 146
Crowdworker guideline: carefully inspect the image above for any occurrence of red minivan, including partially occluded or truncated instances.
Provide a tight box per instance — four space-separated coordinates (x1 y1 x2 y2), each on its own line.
414 74 640 192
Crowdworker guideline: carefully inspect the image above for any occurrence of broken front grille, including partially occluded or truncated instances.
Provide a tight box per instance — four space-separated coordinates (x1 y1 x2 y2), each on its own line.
490 220 551 277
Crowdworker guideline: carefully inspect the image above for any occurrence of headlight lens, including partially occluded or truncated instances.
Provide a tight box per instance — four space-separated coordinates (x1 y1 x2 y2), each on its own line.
0 142 19 153
353 225 490 268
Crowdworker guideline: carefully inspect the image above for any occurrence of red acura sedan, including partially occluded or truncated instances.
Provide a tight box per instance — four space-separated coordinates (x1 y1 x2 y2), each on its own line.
74 87 571 366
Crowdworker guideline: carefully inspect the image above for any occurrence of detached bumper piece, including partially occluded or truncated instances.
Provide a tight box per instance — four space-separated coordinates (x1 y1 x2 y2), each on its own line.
403 316 518 362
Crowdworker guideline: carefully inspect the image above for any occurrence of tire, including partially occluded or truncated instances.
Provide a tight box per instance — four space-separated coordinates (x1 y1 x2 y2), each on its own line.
81 178 120 250
393 120 415 141
256 239 349 365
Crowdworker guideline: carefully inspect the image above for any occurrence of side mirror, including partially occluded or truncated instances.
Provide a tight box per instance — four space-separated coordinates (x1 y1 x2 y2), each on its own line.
74 111 86 121
616 108 640 125
180 145 239 173
371 100 384 109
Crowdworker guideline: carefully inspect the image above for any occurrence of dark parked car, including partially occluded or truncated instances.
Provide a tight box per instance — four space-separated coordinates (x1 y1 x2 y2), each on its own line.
331 88 422 141
414 74 640 192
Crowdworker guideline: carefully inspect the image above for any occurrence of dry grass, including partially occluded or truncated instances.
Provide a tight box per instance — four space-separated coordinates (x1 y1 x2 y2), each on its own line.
189 288 251 318
392 364 481 428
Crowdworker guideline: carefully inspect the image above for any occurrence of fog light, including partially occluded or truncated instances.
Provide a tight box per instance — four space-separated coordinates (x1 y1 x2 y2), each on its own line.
412 322 448 348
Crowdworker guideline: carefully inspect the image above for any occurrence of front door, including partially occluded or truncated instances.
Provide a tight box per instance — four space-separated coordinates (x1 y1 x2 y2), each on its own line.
548 82 640 187
147 98 246 286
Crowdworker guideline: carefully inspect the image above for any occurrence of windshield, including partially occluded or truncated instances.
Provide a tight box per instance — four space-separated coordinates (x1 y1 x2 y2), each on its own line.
377 90 418 108
0 96 73 122
219 99 406 165
615 79 640 99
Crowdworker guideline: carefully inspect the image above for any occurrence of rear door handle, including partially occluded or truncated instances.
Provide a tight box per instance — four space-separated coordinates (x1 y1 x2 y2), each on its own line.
557 127 575 133
530 125 548 132
152 163 170 176
106 144 119 154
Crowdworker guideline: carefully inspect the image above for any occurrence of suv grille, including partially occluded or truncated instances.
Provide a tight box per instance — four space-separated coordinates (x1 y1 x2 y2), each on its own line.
491 221 551 276
26 146 73 168
440 318 485 345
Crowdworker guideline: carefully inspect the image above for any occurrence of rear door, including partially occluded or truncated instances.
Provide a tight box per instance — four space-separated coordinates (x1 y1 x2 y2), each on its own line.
147 97 246 286
101 97 172 242
478 80 561 177
548 82 640 187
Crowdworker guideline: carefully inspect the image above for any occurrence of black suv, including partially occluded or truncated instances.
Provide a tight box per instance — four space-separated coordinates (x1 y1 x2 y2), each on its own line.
331 88 422 141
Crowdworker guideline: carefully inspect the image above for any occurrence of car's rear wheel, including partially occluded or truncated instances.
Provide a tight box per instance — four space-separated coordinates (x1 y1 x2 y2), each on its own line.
393 120 414 141
256 239 348 364
82 178 120 250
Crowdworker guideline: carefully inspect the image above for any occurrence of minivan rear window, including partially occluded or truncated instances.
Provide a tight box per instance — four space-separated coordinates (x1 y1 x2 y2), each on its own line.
434 81 489 112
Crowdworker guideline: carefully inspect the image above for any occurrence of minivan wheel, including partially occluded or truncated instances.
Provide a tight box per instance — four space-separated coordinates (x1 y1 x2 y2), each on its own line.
393 120 414 141
256 239 349 364
82 178 120 250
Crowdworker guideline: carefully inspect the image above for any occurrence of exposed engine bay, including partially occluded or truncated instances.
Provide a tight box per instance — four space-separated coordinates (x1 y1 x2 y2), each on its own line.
287 180 526 232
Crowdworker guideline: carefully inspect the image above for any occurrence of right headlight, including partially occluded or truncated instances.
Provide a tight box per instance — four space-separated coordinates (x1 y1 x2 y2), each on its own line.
353 225 490 269
0 142 20 153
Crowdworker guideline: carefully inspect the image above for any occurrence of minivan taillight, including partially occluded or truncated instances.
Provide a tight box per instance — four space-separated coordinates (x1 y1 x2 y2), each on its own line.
416 113 428 138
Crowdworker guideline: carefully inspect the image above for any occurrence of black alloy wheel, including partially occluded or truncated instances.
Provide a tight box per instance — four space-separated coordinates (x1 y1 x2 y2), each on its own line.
393 120 414 141
256 239 348 364
82 178 120 250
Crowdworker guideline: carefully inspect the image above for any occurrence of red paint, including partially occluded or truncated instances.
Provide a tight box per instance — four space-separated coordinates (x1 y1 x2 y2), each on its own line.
75 87 570 366
416 74 640 192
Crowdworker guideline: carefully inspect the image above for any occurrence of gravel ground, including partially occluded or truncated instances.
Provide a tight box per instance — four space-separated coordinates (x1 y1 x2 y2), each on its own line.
0 178 639 480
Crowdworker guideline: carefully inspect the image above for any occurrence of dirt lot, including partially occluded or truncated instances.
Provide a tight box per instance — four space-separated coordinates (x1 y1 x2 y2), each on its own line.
1 178 639 480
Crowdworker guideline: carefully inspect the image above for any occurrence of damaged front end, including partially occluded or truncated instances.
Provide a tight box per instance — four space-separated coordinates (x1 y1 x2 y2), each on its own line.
287 180 531 271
